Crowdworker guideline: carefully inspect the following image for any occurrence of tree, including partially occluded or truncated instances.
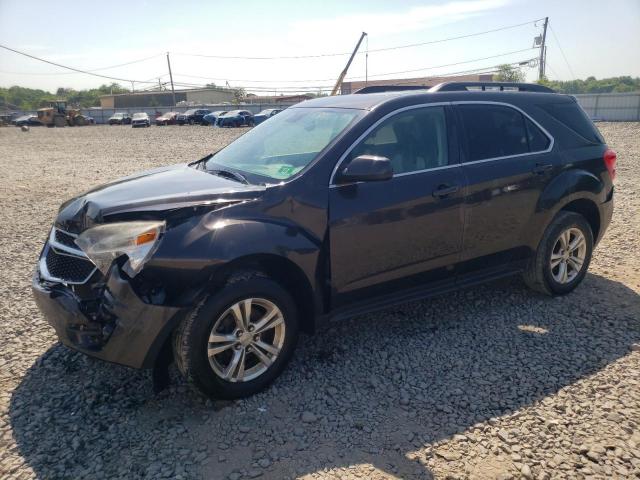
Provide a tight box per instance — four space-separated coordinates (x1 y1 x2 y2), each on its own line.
205 83 217 89
233 88 246 105
495 64 526 82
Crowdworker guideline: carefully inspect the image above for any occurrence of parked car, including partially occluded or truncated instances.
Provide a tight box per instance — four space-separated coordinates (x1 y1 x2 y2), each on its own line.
12 115 43 127
108 112 132 125
201 111 227 126
217 110 254 127
131 112 150 128
84 115 96 125
32 82 615 399
253 108 282 125
155 112 179 126
177 109 212 125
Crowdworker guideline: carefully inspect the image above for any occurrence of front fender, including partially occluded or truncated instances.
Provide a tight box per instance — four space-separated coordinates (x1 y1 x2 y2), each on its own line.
145 211 322 305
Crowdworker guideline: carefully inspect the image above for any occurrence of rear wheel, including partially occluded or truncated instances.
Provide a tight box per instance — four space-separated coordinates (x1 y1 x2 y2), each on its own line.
523 211 593 295
173 273 299 399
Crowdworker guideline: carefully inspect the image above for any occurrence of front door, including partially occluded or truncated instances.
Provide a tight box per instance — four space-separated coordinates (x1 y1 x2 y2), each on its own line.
328 105 466 307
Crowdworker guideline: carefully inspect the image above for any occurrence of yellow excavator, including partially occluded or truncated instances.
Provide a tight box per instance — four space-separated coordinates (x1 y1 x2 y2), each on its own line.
37 101 88 127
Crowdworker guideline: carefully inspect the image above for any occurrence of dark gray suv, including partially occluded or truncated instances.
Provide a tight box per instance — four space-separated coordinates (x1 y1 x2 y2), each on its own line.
33 82 615 398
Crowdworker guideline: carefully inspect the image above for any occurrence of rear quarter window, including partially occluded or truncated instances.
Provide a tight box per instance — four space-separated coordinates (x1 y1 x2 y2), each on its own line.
539 101 604 144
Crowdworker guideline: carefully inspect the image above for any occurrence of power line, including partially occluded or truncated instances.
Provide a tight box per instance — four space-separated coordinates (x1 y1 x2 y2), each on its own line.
548 23 576 79
0 54 163 76
166 58 536 93
0 43 160 84
353 47 537 79
168 48 536 86
172 18 545 60
545 60 560 80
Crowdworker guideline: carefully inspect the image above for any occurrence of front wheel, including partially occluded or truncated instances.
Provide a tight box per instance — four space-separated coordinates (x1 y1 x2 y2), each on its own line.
523 211 593 295
173 274 299 399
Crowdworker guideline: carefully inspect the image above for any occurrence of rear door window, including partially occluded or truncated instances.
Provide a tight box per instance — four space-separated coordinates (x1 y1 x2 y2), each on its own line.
458 104 529 161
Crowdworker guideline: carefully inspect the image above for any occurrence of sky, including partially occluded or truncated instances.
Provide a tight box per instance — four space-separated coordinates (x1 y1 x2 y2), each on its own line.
0 0 639 94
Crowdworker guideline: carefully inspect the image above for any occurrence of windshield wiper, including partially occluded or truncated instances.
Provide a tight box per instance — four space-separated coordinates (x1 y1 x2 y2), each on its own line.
208 169 250 185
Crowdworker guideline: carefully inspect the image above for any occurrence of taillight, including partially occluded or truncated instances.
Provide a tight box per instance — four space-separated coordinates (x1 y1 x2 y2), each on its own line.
604 149 617 182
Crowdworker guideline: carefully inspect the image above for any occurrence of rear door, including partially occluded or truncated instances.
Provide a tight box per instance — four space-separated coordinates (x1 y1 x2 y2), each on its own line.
454 101 556 271
328 104 466 307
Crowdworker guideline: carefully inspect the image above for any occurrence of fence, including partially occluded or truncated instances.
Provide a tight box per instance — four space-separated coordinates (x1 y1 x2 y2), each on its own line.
574 92 640 121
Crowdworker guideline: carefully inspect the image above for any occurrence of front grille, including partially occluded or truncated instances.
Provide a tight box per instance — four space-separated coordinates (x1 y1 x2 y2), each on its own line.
45 248 96 284
40 227 97 284
54 229 78 249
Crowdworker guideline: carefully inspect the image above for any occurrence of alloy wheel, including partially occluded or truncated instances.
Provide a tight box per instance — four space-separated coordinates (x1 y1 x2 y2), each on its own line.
207 298 285 382
550 227 586 284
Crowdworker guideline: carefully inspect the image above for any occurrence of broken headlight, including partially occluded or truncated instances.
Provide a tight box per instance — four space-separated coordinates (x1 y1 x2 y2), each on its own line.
75 221 165 277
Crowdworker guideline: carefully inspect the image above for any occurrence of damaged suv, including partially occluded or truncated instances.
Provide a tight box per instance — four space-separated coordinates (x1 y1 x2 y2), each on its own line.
33 82 615 399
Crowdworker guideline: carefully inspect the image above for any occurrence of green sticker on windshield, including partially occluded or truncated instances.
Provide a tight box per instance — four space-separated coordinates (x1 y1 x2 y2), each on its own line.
277 165 296 176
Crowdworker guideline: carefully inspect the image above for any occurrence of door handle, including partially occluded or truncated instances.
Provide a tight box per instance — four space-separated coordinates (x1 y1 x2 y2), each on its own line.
432 184 459 198
532 163 553 175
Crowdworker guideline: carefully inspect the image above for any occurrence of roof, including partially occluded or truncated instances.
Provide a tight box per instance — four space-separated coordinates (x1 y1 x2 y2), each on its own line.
292 87 567 112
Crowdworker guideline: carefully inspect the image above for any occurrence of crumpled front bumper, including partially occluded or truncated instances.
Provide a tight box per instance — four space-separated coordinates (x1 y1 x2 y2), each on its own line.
32 267 189 369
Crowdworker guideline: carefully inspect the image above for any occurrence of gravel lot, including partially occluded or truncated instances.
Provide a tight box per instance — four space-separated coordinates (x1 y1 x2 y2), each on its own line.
0 123 639 480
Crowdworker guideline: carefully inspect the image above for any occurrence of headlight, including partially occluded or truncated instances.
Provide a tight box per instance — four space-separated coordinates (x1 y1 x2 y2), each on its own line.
75 221 165 277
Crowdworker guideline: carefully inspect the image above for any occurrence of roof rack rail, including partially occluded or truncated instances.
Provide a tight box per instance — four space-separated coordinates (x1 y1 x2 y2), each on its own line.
429 82 555 93
354 85 430 94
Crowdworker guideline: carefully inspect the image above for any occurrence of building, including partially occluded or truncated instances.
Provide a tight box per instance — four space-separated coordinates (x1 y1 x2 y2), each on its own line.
99 87 235 108
340 74 494 94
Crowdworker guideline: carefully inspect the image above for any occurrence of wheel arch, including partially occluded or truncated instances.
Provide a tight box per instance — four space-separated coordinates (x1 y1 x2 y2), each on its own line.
209 253 318 335
526 168 605 249
559 198 600 241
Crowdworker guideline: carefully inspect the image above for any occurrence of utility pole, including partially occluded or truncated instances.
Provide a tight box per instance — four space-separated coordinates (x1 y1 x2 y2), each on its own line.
538 17 548 81
166 52 176 107
158 78 162 91
331 32 367 96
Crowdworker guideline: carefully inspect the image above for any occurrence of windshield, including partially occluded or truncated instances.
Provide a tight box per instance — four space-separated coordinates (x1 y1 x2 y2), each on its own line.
113 113 124 118
133 113 146 119
206 107 362 181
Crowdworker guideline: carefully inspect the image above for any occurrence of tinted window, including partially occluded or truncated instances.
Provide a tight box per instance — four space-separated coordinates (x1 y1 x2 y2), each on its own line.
349 106 448 174
540 101 604 144
459 105 528 161
525 117 550 151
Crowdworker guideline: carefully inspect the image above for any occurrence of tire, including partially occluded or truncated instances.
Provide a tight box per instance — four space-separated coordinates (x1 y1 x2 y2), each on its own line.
189 119 194 125
523 211 593 296
173 273 299 399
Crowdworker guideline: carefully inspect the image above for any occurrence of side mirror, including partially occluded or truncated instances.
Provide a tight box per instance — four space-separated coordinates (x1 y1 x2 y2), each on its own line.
337 155 393 183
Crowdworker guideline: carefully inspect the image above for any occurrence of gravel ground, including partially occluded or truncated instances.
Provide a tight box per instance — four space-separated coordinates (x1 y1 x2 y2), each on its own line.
0 123 639 480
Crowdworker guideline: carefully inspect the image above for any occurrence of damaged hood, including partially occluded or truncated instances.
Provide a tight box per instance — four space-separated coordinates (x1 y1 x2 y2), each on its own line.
56 163 266 233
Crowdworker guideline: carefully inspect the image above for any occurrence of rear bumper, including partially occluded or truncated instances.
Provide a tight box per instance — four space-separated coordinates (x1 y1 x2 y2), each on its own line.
32 267 189 369
597 192 614 245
